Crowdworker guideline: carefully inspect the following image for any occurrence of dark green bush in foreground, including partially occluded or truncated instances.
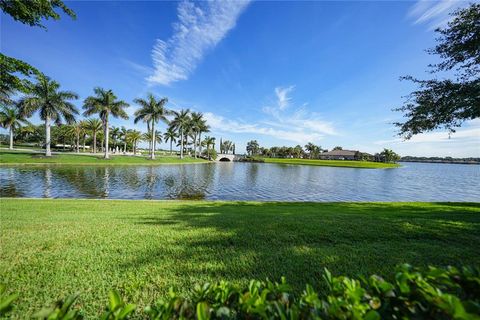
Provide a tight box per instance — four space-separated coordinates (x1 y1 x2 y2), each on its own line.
1 265 479 319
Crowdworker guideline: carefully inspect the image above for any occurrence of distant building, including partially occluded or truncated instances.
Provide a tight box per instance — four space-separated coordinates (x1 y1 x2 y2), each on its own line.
318 149 374 161
319 149 358 160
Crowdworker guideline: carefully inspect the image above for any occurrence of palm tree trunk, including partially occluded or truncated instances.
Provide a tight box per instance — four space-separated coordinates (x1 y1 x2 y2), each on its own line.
104 118 109 159
45 117 51 157
123 142 126 154
151 122 155 160
198 132 202 157
170 140 173 155
76 132 80 153
82 135 86 152
193 133 197 158
9 126 13 150
180 129 184 159
93 132 97 154
147 121 151 153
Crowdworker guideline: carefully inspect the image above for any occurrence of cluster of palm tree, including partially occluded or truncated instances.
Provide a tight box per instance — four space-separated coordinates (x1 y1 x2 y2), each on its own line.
1 74 214 159
219 138 235 154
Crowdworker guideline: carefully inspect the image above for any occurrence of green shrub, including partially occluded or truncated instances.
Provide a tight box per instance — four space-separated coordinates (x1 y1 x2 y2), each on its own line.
2 265 479 319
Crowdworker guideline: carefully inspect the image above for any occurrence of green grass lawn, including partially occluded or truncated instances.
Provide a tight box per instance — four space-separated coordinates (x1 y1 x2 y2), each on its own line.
1 199 478 317
0 150 208 165
262 158 400 168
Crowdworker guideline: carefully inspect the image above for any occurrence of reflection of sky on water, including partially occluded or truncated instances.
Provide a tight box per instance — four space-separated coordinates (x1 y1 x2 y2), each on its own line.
1 162 479 201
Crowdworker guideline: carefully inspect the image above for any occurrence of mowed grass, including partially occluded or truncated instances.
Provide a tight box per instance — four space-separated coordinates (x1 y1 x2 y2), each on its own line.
263 157 400 168
0 150 208 165
1 199 479 317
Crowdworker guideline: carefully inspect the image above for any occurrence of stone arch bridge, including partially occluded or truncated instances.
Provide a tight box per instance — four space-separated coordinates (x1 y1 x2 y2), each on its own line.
215 154 244 162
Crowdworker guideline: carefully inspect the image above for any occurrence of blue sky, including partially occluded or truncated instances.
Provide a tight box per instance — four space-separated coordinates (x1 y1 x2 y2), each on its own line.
2 0 479 157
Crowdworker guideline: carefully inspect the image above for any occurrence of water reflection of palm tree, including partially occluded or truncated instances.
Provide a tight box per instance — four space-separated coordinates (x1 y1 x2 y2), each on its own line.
246 163 259 186
44 168 52 198
0 168 24 197
52 167 106 198
103 167 110 198
145 166 157 199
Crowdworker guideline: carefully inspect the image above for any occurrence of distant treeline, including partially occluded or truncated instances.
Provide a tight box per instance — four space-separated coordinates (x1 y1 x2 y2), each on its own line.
401 156 480 165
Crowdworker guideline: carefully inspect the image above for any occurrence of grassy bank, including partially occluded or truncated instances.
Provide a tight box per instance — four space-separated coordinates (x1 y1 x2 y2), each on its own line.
0 150 208 165
263 157 400 168
1 199 478 317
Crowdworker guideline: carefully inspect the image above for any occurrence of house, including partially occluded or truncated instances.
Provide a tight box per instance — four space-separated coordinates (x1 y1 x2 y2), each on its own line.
319 149 359 160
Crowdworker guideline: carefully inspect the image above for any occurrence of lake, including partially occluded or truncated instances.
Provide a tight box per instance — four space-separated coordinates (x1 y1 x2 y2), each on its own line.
0 162 479 201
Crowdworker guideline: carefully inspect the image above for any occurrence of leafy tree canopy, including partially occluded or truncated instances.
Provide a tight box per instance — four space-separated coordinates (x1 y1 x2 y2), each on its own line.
395 3 479 139
0 0 76 99
0 0 76 28
0 54 40 102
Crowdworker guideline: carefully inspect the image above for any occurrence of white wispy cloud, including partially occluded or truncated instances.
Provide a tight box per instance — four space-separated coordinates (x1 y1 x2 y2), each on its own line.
204 86 337 144
372 118 480 157
204 112 325 144
275 86 295 110
147 0 250 85
408 0 471 29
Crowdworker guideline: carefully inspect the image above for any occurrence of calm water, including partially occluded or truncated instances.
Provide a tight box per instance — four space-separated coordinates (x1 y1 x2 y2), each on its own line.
0 162 479 201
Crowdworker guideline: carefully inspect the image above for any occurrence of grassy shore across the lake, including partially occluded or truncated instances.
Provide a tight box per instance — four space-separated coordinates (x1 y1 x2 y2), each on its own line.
1 199 478 317
0 149 208 165
262 157 400 168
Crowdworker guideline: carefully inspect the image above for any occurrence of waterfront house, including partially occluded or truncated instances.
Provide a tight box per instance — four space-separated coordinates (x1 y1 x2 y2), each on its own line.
319 149 357 160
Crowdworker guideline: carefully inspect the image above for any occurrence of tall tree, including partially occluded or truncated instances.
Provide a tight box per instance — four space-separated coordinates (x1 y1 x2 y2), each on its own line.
395 3 479 138
202 136 216 159
78 120 89 152
0 106 30 149
127 130 142 155
133 94 169 159
66 122 83 153
196 116 209 158
0 0 76 28
120 126 128 154
110 126 121 153
246 140 260 156
19 75 78 156
0 0 76 97
85 118 102 154
83 88 129 159
163 126 177 155
170 109 190 159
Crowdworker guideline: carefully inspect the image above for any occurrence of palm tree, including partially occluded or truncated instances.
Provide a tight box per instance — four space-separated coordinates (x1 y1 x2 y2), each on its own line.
79 120 89 152
120 126 128 154
110 126 121 153
163 126 177 155
18 75 78 156
202 136 215 159
0 106 30 149
66 122 83 153
169 109 190 159
189 112 209 158
133 94 170 160
127 130 142 155
17 124 36 142
83 88 129 159
143 130 162 152
305 142 320 159
85 118 102 154
197 120 210 157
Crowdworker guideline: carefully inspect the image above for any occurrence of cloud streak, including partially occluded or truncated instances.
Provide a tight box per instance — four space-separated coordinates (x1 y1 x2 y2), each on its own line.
275 86 295 110
204 112 326 144
408 0 470 29
204 86 337 144
148 0 250 85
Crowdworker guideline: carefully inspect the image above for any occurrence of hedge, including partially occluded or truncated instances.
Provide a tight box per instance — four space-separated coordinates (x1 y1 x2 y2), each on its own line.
1 264 479 319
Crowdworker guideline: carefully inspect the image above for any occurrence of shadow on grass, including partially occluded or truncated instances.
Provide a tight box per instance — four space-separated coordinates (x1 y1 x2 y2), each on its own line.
123 202 480 292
